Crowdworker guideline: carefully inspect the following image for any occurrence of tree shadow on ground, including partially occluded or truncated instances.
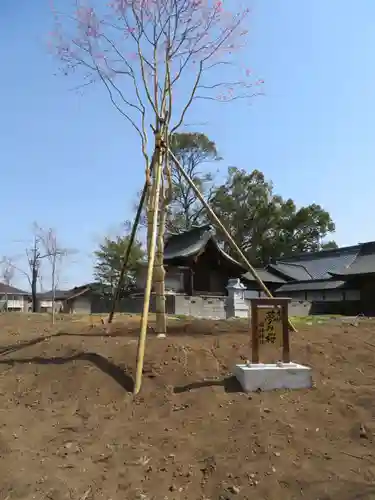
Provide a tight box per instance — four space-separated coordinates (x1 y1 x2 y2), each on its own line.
0 352 134 393
0 331 136 358
0 325 239 359
174 375 243 394
0 333 58 357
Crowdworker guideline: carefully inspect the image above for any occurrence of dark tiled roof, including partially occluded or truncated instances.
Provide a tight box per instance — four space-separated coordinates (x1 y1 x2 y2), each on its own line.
270 245 360 280
268 262 312 281
64 282 119 300
243 269 285 283
329 241 375 276
164 226 286 284
0 283 29 295
276 280 346 293
154 226 375 284
37 290 70 300
164 224 246 270
164 225 214 260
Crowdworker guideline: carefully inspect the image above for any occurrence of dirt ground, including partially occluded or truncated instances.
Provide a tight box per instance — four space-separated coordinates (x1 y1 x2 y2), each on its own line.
0 313 375 500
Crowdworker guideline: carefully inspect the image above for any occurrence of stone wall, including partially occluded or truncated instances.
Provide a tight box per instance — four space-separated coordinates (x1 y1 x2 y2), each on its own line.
85 280 313 319
174 294 226 319
90 294 175 315
226 279 312 319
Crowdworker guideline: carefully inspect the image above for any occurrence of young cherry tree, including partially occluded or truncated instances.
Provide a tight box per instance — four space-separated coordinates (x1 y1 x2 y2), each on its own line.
51 0 259 337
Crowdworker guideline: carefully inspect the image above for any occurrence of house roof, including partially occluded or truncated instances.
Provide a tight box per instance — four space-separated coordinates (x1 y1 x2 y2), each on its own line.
269 244 361 281
243 269 285 284
63 283 98 301
268 262 312 281
63 282 120 300
164 225 214 261
37 290 70 300
164 224 241 265
164 224 249 271
0 283 30 295
164 225 284 283
276 279 346 293
329 241 375 277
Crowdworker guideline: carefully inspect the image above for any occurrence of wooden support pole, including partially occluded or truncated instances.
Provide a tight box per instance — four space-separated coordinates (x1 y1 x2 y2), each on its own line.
167 147 297 333
106 179 148 325
134 135 164 395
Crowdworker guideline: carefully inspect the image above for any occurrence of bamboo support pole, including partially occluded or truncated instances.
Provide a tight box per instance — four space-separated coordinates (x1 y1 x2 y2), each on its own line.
167 147 297 333
106 179 148 325
134 135 164 395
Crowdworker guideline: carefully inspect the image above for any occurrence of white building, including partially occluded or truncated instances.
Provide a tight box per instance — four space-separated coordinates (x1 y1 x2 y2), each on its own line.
0 283 30 312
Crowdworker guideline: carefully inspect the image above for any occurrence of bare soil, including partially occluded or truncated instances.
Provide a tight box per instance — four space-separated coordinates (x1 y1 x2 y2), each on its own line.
0 313 375 500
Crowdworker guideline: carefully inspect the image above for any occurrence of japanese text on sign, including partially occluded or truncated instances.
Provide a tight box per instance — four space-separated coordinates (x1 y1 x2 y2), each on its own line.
257 306 282 345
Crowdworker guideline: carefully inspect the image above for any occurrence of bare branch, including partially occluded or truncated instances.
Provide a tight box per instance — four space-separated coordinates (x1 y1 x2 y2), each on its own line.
50 0 256 148
0 257 15 286
7 260 32 288
194 91 263 102
36 225 77 322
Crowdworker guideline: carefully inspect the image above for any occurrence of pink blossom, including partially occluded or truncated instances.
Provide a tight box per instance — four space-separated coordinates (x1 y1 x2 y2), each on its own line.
214 1 223 13
77 6 100 38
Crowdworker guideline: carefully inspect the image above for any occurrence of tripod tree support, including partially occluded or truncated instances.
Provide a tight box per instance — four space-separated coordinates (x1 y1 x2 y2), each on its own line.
134 134 164 395
167 147 297 334
106 179 148 325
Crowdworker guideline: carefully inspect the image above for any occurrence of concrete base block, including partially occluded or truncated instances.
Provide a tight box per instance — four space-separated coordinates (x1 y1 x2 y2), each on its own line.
233 362 312 392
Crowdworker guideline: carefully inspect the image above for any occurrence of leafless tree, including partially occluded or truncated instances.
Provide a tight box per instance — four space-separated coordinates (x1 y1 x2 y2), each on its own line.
7 235 44 312
51 0 260 336
37 226 75 324
0 257 15 286
6 225 74 318
0 257 16 312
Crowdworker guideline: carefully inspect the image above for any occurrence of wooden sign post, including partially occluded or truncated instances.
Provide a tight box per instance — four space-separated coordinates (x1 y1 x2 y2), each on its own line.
250 298 291 364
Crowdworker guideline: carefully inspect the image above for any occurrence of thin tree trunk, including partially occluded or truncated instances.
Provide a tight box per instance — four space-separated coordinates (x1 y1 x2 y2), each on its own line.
31 266 38 313
153 122 173 339
51 259 56 325
147 142 167 338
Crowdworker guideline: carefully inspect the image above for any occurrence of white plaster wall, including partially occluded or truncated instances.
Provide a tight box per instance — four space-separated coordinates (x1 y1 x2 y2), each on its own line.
0 295 26 311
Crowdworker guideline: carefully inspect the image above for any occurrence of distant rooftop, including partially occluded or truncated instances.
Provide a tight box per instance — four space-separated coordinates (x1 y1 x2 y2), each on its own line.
269 240 375 281
164 224 246 270
164 224 214 261
164 225 285 283
37 290 70 300
0 283 29 295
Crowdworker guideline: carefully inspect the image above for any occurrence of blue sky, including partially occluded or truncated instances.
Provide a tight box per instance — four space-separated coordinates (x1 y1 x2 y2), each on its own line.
1 0 375 290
